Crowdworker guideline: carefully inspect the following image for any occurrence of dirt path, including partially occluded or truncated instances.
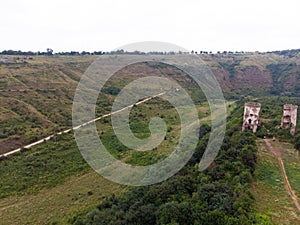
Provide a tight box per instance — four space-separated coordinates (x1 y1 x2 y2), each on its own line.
264 139 300 213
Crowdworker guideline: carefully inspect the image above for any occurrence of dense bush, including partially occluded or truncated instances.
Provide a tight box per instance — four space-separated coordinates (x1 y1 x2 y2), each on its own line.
294 133 300 150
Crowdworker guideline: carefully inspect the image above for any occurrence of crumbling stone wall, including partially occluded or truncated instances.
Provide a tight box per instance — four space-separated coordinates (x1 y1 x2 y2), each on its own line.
242 102 261 133
281 104 298 136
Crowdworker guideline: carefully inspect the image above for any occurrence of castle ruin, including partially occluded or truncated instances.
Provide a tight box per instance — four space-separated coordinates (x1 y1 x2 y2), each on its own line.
242 102 261 133
281 104 298 136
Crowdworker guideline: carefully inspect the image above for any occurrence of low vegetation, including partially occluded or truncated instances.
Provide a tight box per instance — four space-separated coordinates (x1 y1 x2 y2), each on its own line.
253 139 300 224
0 133 89 198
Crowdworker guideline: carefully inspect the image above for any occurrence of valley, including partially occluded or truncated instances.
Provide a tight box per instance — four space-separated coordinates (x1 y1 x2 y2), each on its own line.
0 50 300 224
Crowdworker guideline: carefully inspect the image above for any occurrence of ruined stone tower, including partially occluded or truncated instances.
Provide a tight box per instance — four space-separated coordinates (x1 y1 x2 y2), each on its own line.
242 102 261 133
281 104 298 136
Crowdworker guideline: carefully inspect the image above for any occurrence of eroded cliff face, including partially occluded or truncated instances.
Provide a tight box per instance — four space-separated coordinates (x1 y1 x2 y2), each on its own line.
200 52 300 95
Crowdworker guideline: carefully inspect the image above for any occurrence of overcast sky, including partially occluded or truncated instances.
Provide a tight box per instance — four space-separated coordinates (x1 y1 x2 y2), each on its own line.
1 0 299 53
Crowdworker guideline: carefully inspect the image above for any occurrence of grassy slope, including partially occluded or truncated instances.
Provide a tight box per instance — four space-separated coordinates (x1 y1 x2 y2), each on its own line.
0 73 213 224
201 51 300 97
253 139 300 225
271 141 300 198
1 52 300 153
0 56 95 154
0 56 211 224
0 101 211 224
0 171 123 225
0 130 124 224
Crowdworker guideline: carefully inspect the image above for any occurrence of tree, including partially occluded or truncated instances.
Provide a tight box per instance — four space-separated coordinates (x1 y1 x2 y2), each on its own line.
46 48 53 55
157 201 192 225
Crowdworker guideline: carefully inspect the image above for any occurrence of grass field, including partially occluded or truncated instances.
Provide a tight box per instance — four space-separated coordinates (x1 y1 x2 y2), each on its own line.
252 139 300 225
0 57 208 155
0 99 213 224
0 170 123 225
271 141 300 199
0 90 236 224
0 133 89 198
0 130 124 224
